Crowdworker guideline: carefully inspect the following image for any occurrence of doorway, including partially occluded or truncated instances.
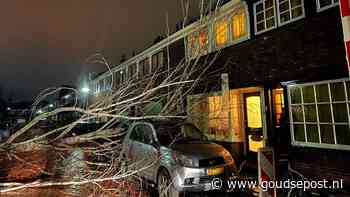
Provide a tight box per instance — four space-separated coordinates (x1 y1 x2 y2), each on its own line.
243 92 264 168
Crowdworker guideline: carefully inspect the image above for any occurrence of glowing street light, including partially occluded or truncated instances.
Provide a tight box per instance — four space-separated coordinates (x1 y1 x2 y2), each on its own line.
37 109 43 114
81 87 90 93
49 104 54 108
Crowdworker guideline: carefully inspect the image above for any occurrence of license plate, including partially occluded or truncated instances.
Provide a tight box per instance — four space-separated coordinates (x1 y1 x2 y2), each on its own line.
207 167 224 176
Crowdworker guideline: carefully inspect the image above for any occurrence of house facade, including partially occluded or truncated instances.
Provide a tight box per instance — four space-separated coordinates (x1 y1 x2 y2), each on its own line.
89 0 350 189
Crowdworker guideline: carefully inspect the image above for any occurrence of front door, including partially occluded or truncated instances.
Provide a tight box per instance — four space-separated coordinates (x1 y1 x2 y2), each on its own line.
243 92 264 168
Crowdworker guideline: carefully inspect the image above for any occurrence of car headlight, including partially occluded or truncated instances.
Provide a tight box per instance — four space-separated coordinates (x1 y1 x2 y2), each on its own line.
172 151 196 167
223 150 234 164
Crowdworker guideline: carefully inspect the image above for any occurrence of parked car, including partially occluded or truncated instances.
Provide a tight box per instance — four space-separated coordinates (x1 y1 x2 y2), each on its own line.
121 119 236 197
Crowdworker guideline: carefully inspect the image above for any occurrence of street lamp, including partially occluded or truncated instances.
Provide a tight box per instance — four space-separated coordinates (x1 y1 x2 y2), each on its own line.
49 104 54 108
81 87 90 94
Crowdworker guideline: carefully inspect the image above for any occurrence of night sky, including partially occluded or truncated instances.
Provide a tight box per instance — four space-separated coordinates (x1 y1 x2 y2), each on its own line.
0 0 201 102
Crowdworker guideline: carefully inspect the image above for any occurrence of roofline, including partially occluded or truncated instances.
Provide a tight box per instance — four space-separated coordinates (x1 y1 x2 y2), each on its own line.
91 0 243 82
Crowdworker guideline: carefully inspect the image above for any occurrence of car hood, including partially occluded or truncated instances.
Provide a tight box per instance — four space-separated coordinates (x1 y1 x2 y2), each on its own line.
170 141 226 159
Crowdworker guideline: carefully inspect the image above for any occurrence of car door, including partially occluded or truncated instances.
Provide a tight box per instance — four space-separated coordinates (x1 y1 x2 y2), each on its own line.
137 123 160 181
126 124 143 167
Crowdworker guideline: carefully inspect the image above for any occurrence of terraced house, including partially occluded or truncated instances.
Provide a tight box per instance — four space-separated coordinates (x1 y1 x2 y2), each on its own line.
89 0 350 191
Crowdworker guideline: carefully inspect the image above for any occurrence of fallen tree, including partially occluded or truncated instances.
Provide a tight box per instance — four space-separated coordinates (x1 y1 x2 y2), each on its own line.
0 1 226 195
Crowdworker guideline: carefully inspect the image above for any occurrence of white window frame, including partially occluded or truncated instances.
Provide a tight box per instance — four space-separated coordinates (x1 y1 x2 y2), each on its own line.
230 6 251 44
287 78 350 151
277 0 305 27
253 0 277 35
316 0 339 13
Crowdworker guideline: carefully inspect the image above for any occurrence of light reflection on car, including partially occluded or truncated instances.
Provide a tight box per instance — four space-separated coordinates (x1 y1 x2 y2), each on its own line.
121 119 236 197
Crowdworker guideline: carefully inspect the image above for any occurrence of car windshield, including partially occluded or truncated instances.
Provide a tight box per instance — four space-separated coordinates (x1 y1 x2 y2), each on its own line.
155 122 207 146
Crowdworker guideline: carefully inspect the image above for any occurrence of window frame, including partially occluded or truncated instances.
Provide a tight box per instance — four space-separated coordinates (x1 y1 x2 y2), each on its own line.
287 78 350 151
316 0 339 12
214 16 230 49
151 51 164 72
253 0 277 35
130 122 156 145
128 63 137 79
276 0 305 27
114 71 120 86
198 27 210 54
231 8 249 42
187 31 199 58
138 58 150 78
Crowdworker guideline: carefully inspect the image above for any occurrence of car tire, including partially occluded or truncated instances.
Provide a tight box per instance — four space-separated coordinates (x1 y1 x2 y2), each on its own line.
157 169 180 197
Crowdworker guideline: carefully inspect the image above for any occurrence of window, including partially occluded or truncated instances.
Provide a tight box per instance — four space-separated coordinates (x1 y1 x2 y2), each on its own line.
199 28 209 53
105 75 112 90
130 124 154 144
139 58 150 78
273 88 285 126
277 0 304 26
232 10 247 40
187 28 209 59
215 18 228 47
151 51 164 72
94 83 97 94
96 82 100 93
317 0 339 12
114 71 120 86
254 0 277 34
139 125 154 144
130 125 142 141
208 95 229 139
129 63 137 79
101 79 106 91
120 68 127 84
288 79 350 150
187 32 199 57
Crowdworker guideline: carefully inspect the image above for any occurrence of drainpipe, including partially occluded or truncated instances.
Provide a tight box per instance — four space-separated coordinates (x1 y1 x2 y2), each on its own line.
263 86 275 147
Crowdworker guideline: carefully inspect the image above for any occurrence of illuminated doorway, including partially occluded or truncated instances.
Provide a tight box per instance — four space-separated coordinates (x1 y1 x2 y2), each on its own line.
244 93 264 167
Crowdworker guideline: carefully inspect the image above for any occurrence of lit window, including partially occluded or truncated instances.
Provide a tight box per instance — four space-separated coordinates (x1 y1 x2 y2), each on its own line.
277 0 304 26
317 0 339 12
288 79 350 150
215 19 228 47
208 95 229 139
187 33 199 57
199 28 209 53
254 0 277 34
232 10 247 40
273 88 285 126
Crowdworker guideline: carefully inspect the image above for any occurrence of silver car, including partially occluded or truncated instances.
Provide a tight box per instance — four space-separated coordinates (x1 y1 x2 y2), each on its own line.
121 119 236 197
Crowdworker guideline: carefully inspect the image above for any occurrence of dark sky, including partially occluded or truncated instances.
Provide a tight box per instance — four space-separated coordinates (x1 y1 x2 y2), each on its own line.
0 0 201 102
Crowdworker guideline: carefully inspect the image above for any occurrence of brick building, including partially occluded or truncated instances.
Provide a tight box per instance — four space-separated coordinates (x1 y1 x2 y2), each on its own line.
89 0 350 192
